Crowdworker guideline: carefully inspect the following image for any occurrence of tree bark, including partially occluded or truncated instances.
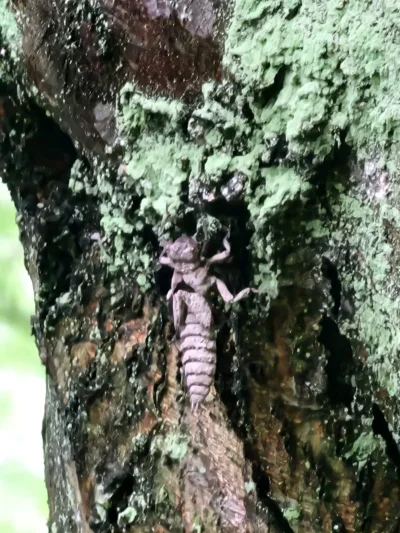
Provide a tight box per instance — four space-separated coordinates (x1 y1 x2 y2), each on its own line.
1 1 400 532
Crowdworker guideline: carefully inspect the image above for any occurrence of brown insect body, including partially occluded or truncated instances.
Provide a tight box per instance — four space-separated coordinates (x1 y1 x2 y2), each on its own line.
160 235 254 410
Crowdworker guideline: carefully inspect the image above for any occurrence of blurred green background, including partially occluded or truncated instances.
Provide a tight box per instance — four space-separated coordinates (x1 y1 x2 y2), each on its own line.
0 181 47 532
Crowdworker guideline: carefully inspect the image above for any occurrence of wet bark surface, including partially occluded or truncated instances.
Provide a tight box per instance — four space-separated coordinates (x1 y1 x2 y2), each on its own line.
13 0 228 153
2 1 400 532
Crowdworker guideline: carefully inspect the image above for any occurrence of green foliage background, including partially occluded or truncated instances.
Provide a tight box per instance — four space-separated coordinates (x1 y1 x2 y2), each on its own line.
0 181 47 533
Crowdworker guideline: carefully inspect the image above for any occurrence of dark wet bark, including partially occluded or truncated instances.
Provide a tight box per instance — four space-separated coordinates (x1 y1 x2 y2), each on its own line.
13 0 229 153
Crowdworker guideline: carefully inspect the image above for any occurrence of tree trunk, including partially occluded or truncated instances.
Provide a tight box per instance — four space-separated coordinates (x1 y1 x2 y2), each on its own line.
1 0 400 532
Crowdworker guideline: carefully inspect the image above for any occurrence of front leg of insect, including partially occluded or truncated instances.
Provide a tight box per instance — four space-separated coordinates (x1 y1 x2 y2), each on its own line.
172 289 187 338
206 234 231 265
167 270 182 300
159 253 173 267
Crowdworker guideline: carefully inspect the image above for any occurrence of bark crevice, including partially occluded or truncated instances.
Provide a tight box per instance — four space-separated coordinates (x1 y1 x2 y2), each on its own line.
372 403 400 477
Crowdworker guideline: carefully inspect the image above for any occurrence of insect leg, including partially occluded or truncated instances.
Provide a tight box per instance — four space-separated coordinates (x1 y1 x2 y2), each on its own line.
172 290 187 338
167 271 182 300
206 234 231 265
159 255 173 266
215 278 255 303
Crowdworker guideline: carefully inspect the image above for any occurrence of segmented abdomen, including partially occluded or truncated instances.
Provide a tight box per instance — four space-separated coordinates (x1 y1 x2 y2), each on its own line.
173 291 216 409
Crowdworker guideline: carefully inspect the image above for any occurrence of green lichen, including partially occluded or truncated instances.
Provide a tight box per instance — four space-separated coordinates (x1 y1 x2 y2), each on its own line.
244 480 256 494
117 506 138 527
307 186 400 398
191 517 202 533
344 430 385 470
0 0 20 58
248 167 310 228
225 0 400 161
109 79 284 294
282 503 301 524
335 196 400 397
224 0 400 403
124 134 202 223
152 432 189 463
0 0 21 81
106 0 400 297
119 83 186 138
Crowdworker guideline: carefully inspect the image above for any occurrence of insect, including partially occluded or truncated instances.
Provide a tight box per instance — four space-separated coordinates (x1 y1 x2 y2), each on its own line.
159 235 255 410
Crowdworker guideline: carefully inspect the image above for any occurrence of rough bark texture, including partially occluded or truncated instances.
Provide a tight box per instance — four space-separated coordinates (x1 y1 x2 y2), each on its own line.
1 0 400 532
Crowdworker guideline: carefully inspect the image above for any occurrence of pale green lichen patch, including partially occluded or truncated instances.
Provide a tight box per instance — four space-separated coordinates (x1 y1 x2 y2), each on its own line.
117 506 138 528
225 0 400 161
338 195 400 397
306 185 400 397
119 83 186 139
248 167 310 228
282 502 301 525
151 431 189 463
306 180 400 399
108 78 301 294
344 430 385 471
0 0 20 59
68 88 200 287
224 0 400 408
0 0 21 81
194 81 249 136
124 134 202 224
